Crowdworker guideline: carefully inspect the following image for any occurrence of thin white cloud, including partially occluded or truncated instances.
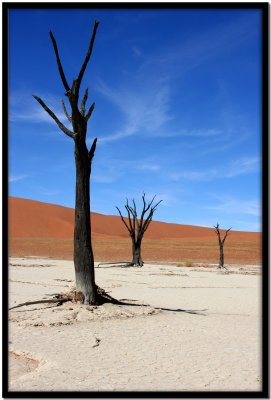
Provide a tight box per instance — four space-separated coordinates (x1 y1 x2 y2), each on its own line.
9 174 29 183
138 163 161 172
169 170 218 182
9 91 70 126
205 198 261 217
169 156 260 182
146 128 222 139
225 157 260 177
96 79 172 142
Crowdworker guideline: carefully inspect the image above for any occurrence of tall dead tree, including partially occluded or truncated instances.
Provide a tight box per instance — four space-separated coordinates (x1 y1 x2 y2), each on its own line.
214 223 232 269
116 194 162 267
33 21 100 304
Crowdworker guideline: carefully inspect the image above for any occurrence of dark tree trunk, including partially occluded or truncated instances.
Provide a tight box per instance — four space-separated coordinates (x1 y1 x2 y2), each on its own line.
214 223 231 270
116 194 162 268
73 135 96 304
33 20 101 304
219 244 224 269
132 239 143 267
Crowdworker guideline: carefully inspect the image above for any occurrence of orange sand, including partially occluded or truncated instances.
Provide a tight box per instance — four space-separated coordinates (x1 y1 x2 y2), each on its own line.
8 197 261 265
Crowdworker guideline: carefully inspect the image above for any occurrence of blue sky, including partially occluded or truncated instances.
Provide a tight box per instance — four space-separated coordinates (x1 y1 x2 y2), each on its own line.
8 7 262 232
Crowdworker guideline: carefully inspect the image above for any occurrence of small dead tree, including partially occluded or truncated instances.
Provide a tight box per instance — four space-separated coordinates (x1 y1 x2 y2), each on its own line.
116 193 162 267
214 223 232 269
33 21 101 304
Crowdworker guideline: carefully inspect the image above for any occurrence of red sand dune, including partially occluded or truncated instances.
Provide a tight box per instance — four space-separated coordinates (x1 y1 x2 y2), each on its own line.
8 197 261 264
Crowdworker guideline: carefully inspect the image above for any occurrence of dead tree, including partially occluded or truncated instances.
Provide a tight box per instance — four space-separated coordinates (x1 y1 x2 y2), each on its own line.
116 194 162 267
33 21 100 304
214 223 232 269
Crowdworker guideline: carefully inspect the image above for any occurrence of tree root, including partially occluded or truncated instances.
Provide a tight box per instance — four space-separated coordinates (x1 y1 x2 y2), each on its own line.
9 286 121 310
9 294 72 310
95 286 122 305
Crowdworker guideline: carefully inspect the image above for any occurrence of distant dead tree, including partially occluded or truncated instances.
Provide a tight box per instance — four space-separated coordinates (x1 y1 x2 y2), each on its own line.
214 223 232 269
116 194 162 267
33 21 101 304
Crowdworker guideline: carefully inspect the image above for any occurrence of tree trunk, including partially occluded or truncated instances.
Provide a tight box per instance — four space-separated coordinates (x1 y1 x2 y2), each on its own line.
219 244 224 269
132 239 144 267
73 137 96 304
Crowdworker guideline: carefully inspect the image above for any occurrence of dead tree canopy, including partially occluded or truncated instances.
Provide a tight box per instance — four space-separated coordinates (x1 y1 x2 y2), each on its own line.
116 193 162 267
214 223 232 269
33 21 101 304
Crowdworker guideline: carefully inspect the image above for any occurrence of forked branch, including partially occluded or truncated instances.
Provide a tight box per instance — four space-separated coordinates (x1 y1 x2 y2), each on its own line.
116 206 131 233
33 95 75 139
116 194 162 267
214 223 232 243
117 194 162 239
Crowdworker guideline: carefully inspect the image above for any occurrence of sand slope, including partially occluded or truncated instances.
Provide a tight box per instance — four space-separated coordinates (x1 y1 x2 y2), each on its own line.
8 197 261 265
9 196 260 240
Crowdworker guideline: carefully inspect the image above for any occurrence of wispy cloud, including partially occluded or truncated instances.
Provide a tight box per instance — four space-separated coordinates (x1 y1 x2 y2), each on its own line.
9 91 70 126
92 156 162 184
225 157 260 177
96 79 172 142
204 198 261 217
9 174 29 183
137 163 161 172
169 170 217 182
147 128 222 139
169 156 260 182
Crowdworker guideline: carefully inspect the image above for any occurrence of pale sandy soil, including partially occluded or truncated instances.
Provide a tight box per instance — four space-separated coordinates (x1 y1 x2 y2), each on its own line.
8 257 262 392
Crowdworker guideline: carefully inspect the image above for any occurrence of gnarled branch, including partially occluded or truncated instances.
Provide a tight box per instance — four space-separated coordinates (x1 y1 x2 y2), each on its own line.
75 20 99 96
89 137 97 161
223 227 232 243
85 102 95 122
116 206 131 233
61 100 72 123
49 31 70 92
117 194 162 266
80 88 89 116
33 95 75 139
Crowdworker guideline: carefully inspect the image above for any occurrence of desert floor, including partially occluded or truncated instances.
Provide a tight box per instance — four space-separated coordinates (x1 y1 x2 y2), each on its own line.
8 257 262 392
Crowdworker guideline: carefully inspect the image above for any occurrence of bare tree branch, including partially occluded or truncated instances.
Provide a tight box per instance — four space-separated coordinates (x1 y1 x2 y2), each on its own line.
89 137 97 161
116 206 131 233
142 215 153 235
125 200 134 232
214 223 231 269
33 95 75 139
85 102 95 122
132 199 140 233
117 194 161 266
49 31 70 92
75 20 99 96
61 100 72 123
71 80 76 94
80 88 89 115
223 227 232 243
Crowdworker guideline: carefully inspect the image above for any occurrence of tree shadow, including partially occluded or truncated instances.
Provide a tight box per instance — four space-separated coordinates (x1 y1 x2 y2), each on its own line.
110 297 208 316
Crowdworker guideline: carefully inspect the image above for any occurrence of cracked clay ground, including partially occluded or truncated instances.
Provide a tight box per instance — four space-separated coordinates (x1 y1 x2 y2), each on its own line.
8 258 262 392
